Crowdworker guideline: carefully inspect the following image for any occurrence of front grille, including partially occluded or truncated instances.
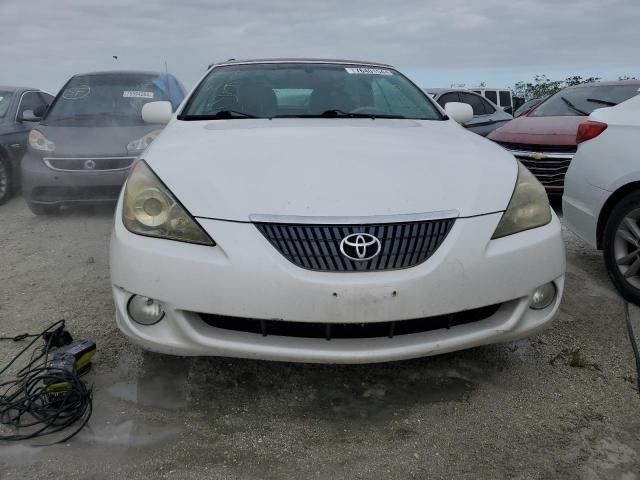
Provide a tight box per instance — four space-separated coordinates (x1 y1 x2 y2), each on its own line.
32 186 122 202
255 218 455 272
495 142 575 188
199 304 501 340
518 157 572 187
44 156 136 172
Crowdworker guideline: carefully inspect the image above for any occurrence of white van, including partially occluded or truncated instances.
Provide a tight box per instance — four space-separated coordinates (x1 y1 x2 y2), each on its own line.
470 87 514 114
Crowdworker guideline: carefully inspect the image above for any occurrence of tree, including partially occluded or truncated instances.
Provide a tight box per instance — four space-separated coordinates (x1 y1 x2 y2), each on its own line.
513 75 601 100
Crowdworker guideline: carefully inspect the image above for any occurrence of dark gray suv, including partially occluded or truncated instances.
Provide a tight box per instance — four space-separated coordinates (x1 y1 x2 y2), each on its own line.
0 87 54 204
21 70 184 214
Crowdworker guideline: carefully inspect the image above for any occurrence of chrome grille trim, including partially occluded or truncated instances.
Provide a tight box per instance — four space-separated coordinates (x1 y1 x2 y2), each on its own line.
255 217 455 272
250 210 459 225
43 156 137 172
496 144 575 188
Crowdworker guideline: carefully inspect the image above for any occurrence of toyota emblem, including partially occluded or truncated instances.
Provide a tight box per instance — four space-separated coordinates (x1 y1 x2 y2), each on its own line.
340 233 382 262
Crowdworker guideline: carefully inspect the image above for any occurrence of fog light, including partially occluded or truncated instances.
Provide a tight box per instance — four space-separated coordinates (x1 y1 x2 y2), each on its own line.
127 295 165 325
530 283 556 310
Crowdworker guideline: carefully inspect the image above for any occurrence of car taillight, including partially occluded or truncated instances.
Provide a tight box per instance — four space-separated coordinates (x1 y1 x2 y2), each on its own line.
576 121 608 144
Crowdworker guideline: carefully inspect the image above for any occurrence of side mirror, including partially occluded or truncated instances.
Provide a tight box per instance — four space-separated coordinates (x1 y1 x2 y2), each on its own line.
33 104 48 118
142 101 173 124
444 102 473 124
20 110 41 122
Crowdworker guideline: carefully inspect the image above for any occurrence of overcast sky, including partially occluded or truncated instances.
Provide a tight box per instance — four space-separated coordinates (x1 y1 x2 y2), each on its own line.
2 0 638 93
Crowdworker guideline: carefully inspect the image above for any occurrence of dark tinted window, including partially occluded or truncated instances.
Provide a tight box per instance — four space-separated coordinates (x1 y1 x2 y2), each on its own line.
436 92 460 108
0 91 13 118
499 91 511 106
484 90 497 103
43 73 184 126
530 84 640 117
458 92 489 116
18 91 49 117
183 63 442 120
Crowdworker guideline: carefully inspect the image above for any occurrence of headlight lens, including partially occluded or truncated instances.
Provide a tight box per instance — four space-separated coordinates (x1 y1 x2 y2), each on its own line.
122 161 214 245
28 130 55 152
126 129 162 154
492 162 551 239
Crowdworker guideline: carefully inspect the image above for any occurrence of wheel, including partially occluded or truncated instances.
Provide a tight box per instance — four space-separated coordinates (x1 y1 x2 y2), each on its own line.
27 201 60 215
0 156 12 205
603 190 640 305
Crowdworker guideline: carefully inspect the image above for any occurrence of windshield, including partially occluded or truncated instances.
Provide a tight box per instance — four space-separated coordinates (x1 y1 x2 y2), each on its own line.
42 73 184 126
181 63 442 120
530 84 640 117
0 91 13 118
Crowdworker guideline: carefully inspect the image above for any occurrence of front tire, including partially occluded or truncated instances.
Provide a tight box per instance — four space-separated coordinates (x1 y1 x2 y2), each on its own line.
603 190 640 305
27 201 60 215
0 156 12 205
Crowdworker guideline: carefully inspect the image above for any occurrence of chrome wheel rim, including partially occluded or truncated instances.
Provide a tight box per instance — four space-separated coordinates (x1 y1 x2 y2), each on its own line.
614 208 640 289
0 161 8 198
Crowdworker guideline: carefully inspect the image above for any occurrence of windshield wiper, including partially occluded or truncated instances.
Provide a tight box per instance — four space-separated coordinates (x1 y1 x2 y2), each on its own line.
586 98 618 107
179 110 256 120
274 110 406 119
560 96 589 116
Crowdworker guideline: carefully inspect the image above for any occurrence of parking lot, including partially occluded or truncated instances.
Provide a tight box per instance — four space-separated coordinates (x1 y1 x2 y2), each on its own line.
0 196 638 479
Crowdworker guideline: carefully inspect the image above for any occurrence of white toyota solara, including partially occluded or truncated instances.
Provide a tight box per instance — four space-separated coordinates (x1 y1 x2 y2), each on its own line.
110 59 565 364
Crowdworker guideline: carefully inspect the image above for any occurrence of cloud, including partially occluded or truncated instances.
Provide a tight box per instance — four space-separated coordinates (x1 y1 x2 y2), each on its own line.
1 0 638 91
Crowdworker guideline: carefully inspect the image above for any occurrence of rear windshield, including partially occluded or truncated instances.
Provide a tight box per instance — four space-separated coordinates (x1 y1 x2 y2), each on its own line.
530 84 640 117
0 91 13 118
181 63 442 120
42 73 184 126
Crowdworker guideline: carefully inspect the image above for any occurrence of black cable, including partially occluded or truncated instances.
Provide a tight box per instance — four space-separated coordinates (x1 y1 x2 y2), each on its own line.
0 320 93 444
624 301 640 395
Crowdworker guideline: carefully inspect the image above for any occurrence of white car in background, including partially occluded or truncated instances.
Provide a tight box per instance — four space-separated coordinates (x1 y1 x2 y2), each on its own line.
564 94 640 304
110 58 565 363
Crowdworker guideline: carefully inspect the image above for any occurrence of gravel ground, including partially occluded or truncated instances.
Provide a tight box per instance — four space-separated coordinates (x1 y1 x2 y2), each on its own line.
0 196 639 480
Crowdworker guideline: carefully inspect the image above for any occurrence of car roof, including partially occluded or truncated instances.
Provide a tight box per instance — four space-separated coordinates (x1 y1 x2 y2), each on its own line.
70 70 167 78
0 86 39 93
212 58 394 68
424 88 482 95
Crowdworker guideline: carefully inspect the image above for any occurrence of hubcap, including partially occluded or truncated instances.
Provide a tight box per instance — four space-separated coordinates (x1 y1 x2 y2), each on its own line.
0 161 8 198
614 208 640 289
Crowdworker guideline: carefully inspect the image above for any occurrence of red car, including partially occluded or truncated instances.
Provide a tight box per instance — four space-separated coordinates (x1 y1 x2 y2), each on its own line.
488 80 640 194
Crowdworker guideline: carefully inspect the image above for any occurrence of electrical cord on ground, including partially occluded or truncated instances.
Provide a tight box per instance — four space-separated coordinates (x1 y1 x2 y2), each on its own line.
0 320 94 444
623 301 640 395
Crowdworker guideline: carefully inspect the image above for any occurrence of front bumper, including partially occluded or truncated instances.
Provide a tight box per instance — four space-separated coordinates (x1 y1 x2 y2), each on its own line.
110 206 566 363
21 151 131 205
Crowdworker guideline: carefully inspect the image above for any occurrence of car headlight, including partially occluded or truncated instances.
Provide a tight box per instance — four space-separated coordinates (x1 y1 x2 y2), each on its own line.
492 162 551 239
28 130 55 152
126 129 162 154
122 160 214 245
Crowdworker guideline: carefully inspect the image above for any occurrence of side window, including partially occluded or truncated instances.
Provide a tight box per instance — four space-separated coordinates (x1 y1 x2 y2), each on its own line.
480 97 496 114
17 91 48 118
41 92 54 104
499 91 511 107
484 90 498 104
458 93 488 116
436 92 460 108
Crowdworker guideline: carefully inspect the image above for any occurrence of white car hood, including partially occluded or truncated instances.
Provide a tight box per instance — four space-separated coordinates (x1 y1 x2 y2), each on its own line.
144 118 517 220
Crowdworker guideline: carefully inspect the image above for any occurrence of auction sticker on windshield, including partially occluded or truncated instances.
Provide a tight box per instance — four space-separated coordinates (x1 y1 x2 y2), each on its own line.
345 67 393 75
123 91 154 99
63 86 90 100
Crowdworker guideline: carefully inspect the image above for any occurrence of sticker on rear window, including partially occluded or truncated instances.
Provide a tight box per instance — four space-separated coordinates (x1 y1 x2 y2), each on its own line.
63 86 90 100
123 91 154 99
345 67 393 76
